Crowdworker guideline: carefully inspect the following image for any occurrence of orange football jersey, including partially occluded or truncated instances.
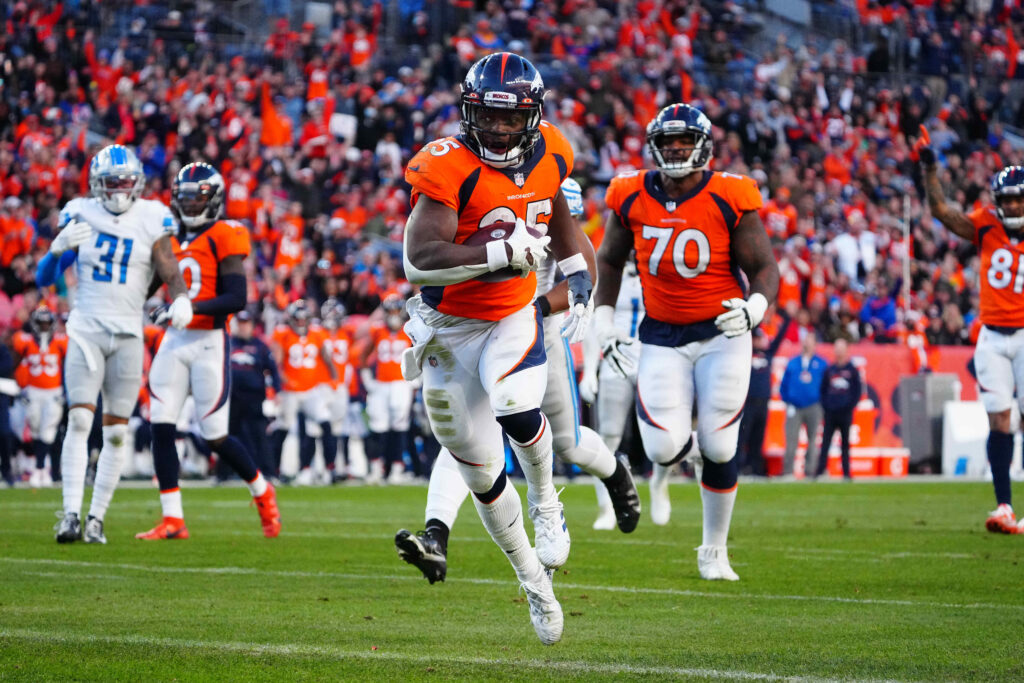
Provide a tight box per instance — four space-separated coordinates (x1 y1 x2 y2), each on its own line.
324 327 351 388
273 324 330 393
760 200 797 239
605 169 763 326
369 326 412 382
405 121 574 321
12 331 67 389
971 207 1024 328
173 220 251 330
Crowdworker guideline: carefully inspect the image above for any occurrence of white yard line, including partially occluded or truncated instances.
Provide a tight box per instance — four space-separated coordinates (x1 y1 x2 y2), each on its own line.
2 556 1021 613
0 627 900 683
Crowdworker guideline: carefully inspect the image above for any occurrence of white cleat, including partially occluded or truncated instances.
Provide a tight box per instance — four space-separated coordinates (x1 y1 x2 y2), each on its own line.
293 467 316 486
529 495 570 569
592 504 616 531
649 476 671 526
29 468 42 488
521 568 563 645
697 545 740 581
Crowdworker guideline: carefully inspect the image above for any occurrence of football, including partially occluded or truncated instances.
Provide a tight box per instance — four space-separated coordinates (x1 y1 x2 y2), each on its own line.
462 221 544 282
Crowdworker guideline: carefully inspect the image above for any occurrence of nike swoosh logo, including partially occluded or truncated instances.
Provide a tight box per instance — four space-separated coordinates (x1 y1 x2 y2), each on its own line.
166 528 185 538
408 165 420 172
508 512 520 529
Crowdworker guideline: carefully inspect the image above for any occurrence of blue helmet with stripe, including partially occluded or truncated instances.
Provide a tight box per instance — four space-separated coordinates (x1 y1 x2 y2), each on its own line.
646 103 714 179
992 166 1024 231
89 144 145 214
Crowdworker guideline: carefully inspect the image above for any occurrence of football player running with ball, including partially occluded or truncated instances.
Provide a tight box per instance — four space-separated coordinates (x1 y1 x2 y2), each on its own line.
395 177 641 584
36 144 192 544
916 127 1024 534
137 163 281 541
400 53 593 644
595 104 779 581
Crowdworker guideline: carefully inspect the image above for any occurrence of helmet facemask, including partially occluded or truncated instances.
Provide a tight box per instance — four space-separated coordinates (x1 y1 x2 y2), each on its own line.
647 129 712 179
996 194 1024 231
172 180 223 231
461 102 541 169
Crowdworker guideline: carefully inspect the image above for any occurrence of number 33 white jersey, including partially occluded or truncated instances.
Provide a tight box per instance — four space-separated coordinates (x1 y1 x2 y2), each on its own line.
60 197 175 338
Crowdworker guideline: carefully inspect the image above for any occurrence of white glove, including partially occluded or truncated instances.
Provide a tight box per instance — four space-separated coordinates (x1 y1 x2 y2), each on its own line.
169 295 193 329
578 370 598 404
594 305 636 378
505 218 550 276
49 220 92 255
560 299 592 344
714 293 769 338
360 368 378 392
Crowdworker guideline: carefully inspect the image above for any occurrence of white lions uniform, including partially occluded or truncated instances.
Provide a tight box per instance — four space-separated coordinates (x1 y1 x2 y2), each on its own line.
60 197 176 417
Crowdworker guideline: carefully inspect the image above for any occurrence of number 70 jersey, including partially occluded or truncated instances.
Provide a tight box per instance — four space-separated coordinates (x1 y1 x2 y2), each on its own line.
605 169 763 326
60 196 176 337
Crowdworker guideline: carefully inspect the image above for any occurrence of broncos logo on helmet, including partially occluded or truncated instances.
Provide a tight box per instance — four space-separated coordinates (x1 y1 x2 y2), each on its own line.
992 166 1024 231
646 103 714 179
172 162 226 232
89 145 145 214
460 52 545 169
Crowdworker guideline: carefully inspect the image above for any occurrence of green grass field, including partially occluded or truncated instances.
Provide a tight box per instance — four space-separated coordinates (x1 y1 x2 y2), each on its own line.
1 480 1022 682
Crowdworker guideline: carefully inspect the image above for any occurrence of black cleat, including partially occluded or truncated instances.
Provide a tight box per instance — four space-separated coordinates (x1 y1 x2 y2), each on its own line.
604 454 642 533
55 512 82 543
395 528 447 584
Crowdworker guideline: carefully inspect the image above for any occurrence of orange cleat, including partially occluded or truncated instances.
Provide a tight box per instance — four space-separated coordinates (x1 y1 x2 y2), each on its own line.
985 504 1021 535
135 517 190 540
253 483 281 538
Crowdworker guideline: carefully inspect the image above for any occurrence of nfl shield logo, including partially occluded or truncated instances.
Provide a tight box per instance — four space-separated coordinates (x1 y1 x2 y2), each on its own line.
514 172 525 187
666 201 676 212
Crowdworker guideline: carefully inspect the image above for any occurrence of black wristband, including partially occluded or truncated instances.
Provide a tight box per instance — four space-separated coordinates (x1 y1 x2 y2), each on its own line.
535 295 552 317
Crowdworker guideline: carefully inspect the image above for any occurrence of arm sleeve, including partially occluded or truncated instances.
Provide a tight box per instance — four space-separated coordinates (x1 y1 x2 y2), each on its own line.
35 250 77 287
192 273 247 316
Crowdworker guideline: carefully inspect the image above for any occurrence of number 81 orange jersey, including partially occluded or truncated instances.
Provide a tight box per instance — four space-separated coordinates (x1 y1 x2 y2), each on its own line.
605 169 763 326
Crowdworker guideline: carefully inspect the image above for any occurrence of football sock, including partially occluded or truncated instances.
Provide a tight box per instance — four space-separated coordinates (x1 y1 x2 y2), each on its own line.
470 472 543 583
245 471 269 498
505 413 555 510
212 435 259 483
424 518 450 554
593 477 612 508
987 431 1013 507
700 456 739 547
560 426 617 478
299 433 315 470
61 407 93 516
424 449 470 530
651 462 671 492
151 424 180 492
159 488 184 520
320 422 337 472
88 423 128 522
32 439 48 469
270 429 287 472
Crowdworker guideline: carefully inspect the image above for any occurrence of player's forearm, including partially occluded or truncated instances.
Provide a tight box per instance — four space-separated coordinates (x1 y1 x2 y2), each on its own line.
747 263 779 305
35 251 76 287
541 280 569 315
192 274 247 316
402 235 500 286
923 168 974 239
594 258 623 308
153 237 188 299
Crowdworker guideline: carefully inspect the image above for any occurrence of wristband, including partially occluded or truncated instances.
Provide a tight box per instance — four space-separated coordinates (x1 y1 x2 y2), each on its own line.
557 253 587 276
535 296 552 317
486 240 510 271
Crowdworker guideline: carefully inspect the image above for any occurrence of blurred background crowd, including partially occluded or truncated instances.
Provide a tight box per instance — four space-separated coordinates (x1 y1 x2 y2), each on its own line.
2 0 1024 348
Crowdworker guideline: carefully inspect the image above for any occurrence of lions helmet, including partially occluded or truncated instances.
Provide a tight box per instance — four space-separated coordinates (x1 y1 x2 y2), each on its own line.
992 166 1024 231
89 144 145 214
29 304 56 338
172 163 225 231
286 300 311 335
321 298 346 331
646 104 714 179
460 52 545 169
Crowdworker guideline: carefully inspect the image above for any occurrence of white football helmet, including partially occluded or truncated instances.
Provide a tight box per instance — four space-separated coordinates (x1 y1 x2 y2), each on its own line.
89 145 145 214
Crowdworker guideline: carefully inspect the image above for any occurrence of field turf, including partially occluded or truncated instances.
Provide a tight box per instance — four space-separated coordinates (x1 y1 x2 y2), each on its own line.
1 480 1022 682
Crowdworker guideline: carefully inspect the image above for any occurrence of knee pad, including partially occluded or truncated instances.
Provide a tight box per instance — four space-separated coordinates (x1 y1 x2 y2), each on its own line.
698 429 737 464
455 454 504 494
701 455 738 491
68 407 94 434
103 423 129 448
496 409 544 445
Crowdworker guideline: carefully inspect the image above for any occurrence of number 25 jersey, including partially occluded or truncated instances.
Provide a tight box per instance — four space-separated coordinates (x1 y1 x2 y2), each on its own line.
405 121 574 322
605 169 763 327
971 207 1024 328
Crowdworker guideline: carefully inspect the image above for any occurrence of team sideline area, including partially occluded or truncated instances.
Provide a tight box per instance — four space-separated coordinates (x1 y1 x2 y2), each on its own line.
1 481 1020 682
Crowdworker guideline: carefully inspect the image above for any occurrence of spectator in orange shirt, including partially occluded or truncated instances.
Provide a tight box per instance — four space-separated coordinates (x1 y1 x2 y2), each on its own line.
0 199 34 269
761 187 798 239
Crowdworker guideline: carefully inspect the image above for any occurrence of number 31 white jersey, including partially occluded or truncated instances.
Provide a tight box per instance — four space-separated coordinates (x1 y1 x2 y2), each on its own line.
60 197 176 338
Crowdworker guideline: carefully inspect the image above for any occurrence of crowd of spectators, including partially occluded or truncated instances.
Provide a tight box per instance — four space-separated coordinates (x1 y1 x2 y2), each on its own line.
1 0 1024 353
